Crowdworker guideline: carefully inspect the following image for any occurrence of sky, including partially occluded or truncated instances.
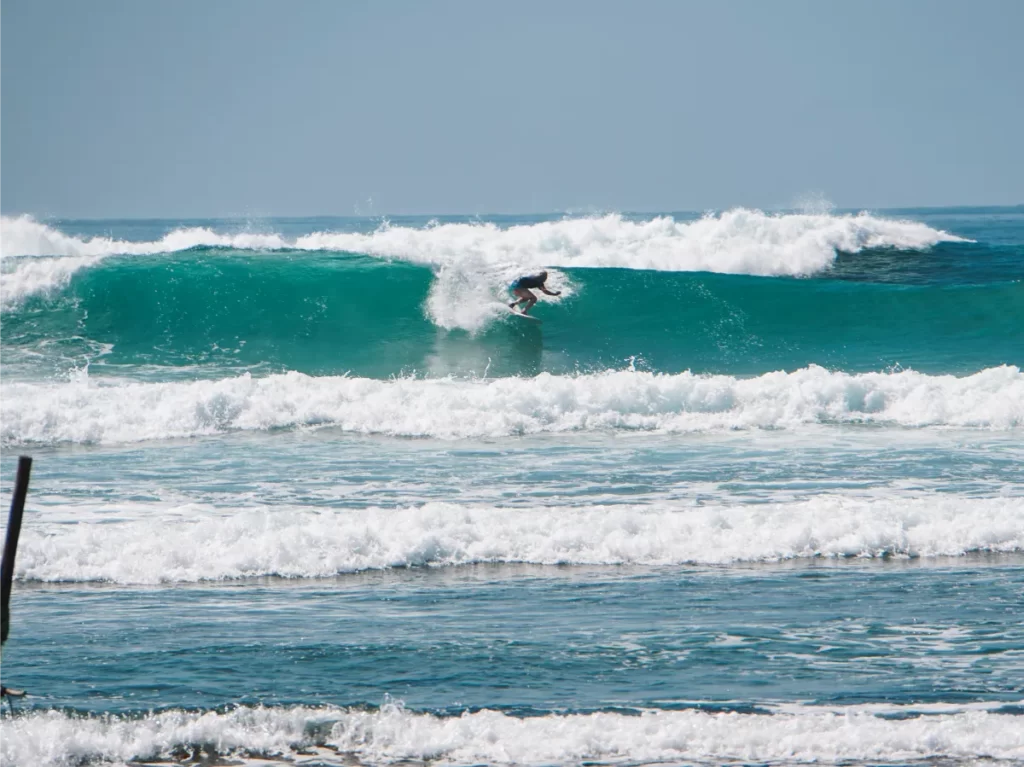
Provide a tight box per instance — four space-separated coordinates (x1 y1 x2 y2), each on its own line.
2 0 1022 218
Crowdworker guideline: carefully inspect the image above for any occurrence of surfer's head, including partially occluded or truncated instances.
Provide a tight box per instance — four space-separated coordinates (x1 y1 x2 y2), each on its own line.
539 270 548 282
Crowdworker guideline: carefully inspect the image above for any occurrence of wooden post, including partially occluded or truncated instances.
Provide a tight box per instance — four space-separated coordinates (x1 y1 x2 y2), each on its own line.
1 456 32 647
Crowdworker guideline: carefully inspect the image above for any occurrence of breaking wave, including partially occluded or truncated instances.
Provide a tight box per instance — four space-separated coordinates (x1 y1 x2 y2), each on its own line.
3 701 1022 767
3 365 1021 446
1 209 968 307
13 496 1024 584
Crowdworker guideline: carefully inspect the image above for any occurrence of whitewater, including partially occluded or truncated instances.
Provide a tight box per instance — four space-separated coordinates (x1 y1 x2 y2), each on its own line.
0 208 968 309
6 703 1024 767
12 497 1024 584
3 365 1022 446
1 207 1022 767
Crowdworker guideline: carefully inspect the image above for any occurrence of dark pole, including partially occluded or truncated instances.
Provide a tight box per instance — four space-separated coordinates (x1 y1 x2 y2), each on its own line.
1 456 32 646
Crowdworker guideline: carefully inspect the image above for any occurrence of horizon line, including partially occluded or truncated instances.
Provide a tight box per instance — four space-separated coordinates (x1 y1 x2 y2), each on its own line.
2 202 1022 223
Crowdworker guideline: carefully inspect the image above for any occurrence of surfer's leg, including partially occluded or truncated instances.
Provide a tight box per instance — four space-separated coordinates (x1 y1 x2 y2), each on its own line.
510 287 534 310
520 291 538 314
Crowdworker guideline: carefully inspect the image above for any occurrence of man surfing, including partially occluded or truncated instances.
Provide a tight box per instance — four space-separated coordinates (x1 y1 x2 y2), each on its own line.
509 270 561 315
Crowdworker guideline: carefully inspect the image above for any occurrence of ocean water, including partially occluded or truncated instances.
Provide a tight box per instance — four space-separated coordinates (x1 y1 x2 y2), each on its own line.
0 206 1022 766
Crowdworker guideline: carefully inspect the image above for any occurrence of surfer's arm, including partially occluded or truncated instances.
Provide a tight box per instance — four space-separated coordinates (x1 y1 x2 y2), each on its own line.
540 287 561 296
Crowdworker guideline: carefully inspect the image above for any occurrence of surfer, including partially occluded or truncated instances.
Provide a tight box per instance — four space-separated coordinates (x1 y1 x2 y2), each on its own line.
509 271 561 314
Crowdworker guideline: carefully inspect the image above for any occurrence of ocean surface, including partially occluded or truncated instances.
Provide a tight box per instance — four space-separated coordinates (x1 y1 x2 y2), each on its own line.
0 206 1022 766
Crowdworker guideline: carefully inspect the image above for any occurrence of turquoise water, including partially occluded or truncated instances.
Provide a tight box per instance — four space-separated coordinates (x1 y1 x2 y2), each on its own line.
1 207 1022 766
7 255 1023 378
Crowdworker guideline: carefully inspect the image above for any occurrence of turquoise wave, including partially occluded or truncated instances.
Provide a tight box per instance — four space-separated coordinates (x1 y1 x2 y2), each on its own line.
4 250 1021 378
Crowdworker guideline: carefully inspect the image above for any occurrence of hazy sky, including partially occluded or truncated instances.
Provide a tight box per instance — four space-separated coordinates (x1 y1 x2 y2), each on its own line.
2 0 1022 218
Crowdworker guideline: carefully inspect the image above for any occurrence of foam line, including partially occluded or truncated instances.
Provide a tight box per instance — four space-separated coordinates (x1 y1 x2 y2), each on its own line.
3 702 1022 767
1 210 967 307
13 496 1023 583
293 209 968 275
0 215 289 258
2 365 1021 447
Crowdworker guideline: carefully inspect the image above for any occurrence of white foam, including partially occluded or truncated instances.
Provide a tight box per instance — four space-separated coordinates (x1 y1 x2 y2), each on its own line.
1 210 967 310
0 216 288 308
319 702 1024 765
293 209 968 275
2 365 1020 447
0 706 321 767
0 209 958 272
0 254 105 309
0 215 289 258
5 211 958 271
3 702 1022 767
354 207 958 329
13 496 1023 584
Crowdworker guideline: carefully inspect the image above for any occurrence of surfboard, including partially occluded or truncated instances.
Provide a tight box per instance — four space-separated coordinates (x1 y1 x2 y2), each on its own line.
508 307 542 323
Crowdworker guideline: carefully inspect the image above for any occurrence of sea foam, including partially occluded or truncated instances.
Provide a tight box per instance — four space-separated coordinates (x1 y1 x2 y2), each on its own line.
14 496 1024 584
0 216 288 309
0 214 289 258
2 365 1021 447
294 209 966 275
1 209 967 308
3 702 1022 767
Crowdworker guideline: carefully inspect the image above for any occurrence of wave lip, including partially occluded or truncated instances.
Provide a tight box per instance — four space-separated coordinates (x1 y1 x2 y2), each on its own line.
0 207 966 301
0 215 290 258
14 497 1024 584
0 215 290 308
3 702 1022 767
1 211 965 266
295 209 970 276
0 210 1002 359
0 254 106 310
2 365 1021 447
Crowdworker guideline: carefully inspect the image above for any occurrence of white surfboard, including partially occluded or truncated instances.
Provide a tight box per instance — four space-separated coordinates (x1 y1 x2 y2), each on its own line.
507 307 542 323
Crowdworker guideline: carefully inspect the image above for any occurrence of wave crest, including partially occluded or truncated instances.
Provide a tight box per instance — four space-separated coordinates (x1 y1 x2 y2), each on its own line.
0 214 289 258
1 210 968 309
15 497 1024 584
296 209 967 276
3 703 1022 767
2 366 1020 446
0 216 289 308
